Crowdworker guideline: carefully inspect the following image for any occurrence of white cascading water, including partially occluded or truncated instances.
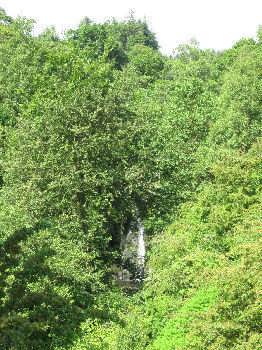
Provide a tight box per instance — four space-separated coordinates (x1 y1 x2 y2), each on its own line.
137 218 145 273
119 215 146 284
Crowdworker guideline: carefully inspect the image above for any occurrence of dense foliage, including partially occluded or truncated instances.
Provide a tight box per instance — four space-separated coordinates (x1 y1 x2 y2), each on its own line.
0 8 261 349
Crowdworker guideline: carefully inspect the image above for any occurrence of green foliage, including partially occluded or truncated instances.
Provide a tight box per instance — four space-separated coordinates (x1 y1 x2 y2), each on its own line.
127 45 165 80
0 9 261 350
111 37 262 349
0 228 103 349
150 287 218 350
66 17 158 69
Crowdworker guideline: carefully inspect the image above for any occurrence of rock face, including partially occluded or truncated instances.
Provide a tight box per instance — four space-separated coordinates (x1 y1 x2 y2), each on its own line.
119 217 146 285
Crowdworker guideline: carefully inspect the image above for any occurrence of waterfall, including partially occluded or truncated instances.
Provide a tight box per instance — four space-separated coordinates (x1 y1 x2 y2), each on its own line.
137 218 145 267
118 215 146 286
136 217 145 280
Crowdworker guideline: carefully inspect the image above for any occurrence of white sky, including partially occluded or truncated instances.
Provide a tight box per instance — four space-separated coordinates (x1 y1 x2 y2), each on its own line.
1 0 262 53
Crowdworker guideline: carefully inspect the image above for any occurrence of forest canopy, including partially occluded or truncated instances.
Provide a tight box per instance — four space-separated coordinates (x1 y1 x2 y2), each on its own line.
0 10 261 350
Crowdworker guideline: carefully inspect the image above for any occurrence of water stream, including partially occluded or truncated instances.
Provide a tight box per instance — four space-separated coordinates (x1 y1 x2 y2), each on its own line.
137 217 145 279
118 216 146 286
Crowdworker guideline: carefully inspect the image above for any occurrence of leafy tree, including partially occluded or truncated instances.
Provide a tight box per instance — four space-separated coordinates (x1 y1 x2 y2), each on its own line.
0 8 261 350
